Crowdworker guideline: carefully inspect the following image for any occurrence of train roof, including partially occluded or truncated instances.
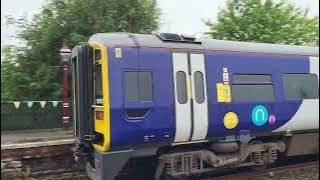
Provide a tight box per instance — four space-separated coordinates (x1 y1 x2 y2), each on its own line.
88 32 319 56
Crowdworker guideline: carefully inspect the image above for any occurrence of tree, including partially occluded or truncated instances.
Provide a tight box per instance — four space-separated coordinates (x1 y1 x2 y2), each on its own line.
3 0 160 100
205 0 319 46
1 46 18 100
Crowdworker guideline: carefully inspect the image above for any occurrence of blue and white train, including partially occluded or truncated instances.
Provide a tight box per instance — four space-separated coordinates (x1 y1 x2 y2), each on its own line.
71 33 319 180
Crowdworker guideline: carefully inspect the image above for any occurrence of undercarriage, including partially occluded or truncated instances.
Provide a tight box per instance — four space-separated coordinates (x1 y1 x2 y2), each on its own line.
74 132 319 180
155 140 286 180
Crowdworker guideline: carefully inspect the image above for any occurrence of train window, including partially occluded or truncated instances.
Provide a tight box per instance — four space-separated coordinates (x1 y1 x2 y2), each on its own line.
94 63 103 105
176 71 188 104
124 71 153 102
283 74 319 100
194 71 205 103
94 49 101 61
125 72 139 102
233 74 272 84
71 57 78 136
231 74 274 101
139 72 153 101
231 85 275 101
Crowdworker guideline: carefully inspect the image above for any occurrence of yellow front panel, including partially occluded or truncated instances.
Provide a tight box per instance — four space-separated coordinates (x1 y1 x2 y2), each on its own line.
92 43 110 152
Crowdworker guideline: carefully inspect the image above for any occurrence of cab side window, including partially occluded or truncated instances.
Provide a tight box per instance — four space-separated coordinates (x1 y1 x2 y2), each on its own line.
283 74 319 100
124 71 153 102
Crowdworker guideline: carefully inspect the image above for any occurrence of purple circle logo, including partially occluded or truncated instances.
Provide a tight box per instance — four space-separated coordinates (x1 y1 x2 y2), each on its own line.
269 114 276 125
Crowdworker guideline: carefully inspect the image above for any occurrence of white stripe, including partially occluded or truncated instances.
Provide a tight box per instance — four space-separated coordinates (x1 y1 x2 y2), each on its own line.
273 100 319 132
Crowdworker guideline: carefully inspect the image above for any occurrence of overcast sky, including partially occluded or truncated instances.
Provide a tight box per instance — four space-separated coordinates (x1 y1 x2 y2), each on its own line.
1 0 319 47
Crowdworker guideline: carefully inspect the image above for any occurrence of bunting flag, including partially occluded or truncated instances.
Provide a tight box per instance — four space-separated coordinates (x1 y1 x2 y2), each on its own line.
4 101 62 109
51 101 59 107
13 102 21 109
26 101 34 108
39 101 47 108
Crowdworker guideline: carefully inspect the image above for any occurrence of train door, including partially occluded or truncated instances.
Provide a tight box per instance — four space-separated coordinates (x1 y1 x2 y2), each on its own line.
71 45 94 146
172 53 208 143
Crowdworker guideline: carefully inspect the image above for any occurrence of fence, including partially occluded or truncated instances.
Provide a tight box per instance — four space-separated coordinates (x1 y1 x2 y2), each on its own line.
1 101 72 131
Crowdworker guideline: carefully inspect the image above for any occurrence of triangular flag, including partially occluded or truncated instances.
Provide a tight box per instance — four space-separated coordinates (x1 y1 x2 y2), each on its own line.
51 101 59 107
39 101 46 108
27 101 34 108
13 102 21 109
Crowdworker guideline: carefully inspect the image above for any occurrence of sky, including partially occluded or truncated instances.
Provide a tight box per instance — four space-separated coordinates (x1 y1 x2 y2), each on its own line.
1 0 319 47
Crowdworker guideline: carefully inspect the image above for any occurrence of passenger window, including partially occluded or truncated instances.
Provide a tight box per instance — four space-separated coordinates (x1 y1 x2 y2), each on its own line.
194 71 205 103
231 74 274 101
233 74 272 84
232 85 275 101
176 71 188 104
283 74 319 100
124 71 153 102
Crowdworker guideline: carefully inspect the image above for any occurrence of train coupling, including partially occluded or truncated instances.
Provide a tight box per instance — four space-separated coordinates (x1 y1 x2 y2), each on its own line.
71 146 83 163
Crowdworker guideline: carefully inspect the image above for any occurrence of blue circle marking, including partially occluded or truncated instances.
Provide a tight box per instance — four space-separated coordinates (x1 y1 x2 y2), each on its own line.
251 105 269 126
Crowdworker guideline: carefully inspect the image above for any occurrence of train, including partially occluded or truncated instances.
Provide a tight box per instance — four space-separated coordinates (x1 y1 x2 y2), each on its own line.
70 32 319 180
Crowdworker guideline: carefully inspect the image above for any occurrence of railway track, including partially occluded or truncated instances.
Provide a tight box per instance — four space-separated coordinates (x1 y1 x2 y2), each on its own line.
4 160 318 180
115 156 319 180
205 161 319 180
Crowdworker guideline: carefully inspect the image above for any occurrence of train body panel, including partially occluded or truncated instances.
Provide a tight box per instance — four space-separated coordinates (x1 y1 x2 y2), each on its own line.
71 33 319 180
107 47 175 149
205 52 309 138
104 45 318 150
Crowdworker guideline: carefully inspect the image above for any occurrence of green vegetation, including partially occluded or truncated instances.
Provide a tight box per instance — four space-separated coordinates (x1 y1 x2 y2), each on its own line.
1 46 20 100
205 0 319 46
2 0 319 101
1 0 159 100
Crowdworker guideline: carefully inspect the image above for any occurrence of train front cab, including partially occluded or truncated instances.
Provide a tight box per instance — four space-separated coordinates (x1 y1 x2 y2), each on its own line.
71 43 172 180
71 43 116 180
